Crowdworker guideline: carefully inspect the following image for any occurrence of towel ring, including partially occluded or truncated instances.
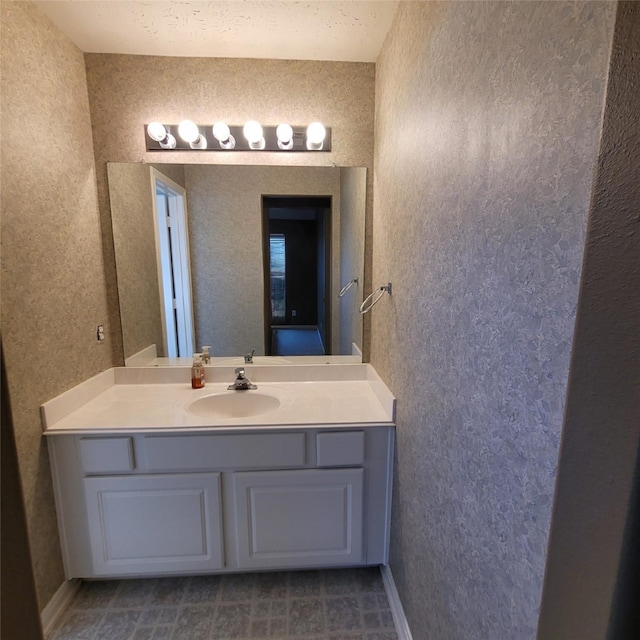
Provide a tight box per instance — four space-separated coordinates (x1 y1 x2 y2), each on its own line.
359 283 392 315
338 278 358 298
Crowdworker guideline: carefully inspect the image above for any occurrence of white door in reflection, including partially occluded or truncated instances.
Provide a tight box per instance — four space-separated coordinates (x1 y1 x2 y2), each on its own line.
151 168 195 358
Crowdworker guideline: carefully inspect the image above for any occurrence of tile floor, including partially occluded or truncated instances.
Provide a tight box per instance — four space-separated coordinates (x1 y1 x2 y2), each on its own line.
271 328 325 356
49 568 398 640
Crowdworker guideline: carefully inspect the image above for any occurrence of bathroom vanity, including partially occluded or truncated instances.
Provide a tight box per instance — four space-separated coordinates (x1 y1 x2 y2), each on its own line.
42 364 395 579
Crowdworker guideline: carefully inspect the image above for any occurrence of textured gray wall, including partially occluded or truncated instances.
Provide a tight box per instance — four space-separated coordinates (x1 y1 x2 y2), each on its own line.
538 3 640 638
339 168 366 355
84 54 375 364
372 2 615 638
184 165 341 355
1 1 112 607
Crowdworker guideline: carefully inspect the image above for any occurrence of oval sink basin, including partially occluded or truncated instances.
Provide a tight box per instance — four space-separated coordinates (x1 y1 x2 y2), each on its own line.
187 391 281 419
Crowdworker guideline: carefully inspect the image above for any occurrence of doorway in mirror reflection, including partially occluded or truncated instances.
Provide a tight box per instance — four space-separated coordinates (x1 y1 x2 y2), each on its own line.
263 196 331 356
151 169 195 358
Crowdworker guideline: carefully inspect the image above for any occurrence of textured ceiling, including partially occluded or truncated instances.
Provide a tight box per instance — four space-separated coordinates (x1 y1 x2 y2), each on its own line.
34 1 399 62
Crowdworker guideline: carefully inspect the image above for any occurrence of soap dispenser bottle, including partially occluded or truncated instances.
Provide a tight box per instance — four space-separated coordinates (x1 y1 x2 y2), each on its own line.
191 353 205 389
201 346 211 364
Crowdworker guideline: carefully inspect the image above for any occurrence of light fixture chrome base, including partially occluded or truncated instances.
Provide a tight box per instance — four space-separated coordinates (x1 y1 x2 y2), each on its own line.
145 124 331 152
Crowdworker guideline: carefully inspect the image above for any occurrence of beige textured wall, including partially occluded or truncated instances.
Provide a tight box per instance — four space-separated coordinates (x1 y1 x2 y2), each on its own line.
372 2 614 637
1 1 112 608
185 165 341 355
339 168 366 355
84 54 375 362
107 163 165 360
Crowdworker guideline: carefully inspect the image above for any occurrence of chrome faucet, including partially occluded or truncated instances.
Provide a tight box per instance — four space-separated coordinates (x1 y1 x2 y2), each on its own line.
244 349 255 364
228 367 257 391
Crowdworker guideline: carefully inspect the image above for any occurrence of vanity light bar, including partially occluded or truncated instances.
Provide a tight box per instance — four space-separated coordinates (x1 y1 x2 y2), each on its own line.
145 123 331 152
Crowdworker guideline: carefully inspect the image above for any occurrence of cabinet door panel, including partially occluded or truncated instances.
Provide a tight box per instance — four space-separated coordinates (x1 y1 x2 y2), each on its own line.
234 469 363 569
84 474 223 576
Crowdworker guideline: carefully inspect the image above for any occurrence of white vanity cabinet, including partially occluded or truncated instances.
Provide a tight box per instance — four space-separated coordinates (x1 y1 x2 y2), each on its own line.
47 426 394 579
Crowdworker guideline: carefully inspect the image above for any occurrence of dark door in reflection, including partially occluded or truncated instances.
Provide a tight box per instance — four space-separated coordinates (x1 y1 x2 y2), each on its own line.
262 196 331 356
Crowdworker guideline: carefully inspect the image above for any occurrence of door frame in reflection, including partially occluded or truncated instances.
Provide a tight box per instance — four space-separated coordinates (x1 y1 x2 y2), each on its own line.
150 168 195 358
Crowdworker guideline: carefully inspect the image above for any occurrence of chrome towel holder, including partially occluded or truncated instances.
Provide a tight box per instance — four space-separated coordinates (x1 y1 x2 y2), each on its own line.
338 278 358 298
359 283 392 314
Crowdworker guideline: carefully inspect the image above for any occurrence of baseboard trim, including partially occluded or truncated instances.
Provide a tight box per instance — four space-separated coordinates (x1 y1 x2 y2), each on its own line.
41 579 80 637
380 565 413 640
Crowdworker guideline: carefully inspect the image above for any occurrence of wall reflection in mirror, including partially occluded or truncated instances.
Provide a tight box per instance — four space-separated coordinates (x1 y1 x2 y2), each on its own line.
107 163 366 365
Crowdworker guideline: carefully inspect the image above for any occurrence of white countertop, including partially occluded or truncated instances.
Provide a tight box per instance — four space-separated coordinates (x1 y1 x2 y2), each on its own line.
42 365 395 434
140 355 363 367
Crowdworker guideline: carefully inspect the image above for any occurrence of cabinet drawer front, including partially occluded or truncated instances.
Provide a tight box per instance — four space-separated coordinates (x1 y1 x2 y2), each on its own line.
144 433 306 471
84 473 223 576
79 437 135 474
316 431 365 467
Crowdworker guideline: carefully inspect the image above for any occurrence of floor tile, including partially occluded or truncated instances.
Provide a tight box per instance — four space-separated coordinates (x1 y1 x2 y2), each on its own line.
93 609 140 640
48 568 397 640
211 603 251 639
360 593 389 610
71 581 119 610
288 598 326 635
323 570 358 595
172 604 214 640
326 597 363 632
158 607 179 625
218 573 256 602
255 572 288 600
184 576 221 605
366 633 399 640
51 610 104 640
380 610 395 629
251 599 271 618
150 578 188 606
249 618 269 637
112 580 157 608
354 569 386 593
288 570 324 598
269 616 287 636
271 599 287 617
363 611 383 629
151 626 173 640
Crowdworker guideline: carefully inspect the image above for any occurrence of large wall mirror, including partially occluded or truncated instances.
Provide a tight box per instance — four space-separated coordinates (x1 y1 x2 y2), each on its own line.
107 163 366 365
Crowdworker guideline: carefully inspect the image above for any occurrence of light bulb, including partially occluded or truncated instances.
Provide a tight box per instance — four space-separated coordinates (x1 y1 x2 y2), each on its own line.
276 123 293 143
243 120 265 149
147 122 168 142
178 120 200 143
276 123 294 150
212 122 235 149
243 120 262 143
306 122 326 150
212 122 231 142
